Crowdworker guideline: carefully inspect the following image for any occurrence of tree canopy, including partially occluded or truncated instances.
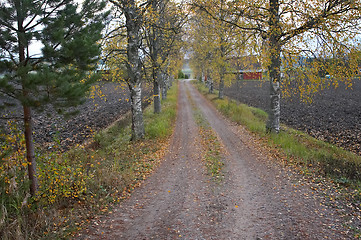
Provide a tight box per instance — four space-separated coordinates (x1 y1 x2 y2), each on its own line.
191 0 361 132
104 0 185 137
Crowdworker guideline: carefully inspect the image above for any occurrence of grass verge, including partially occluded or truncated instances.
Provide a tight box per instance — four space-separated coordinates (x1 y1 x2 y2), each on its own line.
0 82 178 239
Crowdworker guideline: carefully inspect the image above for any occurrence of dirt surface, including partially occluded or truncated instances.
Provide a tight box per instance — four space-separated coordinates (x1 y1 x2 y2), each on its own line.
1 81 151 151
77 80 351 239
224 79 361 155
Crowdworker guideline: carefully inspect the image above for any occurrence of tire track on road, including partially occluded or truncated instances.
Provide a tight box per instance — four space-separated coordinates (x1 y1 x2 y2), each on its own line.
78 80 224 239
185 80 349 239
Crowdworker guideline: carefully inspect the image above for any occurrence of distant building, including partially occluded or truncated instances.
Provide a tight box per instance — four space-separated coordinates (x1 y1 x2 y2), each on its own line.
231 56 266 80
239 70 263 80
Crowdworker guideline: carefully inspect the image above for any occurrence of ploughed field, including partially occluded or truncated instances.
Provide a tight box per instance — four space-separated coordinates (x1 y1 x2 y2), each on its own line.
224 78 361 155
1 81 152 151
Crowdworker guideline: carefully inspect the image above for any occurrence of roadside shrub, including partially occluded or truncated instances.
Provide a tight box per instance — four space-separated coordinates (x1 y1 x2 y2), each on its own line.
0 81 179 239
0 121 36 239
0 121 27 196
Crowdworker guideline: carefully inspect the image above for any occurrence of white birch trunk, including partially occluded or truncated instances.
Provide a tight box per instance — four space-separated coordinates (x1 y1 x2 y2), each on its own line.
130 84 145 140
266 0 281 133
208 76 214 94
218 45 226 99
154 72 161 113
161 72 168 100
124 0 145 140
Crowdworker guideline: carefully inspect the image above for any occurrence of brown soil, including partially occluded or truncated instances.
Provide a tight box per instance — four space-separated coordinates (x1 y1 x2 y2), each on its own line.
1 81 152 151
224 79 361 155
76 80 352 239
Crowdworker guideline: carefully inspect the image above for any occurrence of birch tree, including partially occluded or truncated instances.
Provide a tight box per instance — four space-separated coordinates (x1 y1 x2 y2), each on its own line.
190 0 240 99
189 13 215 92
143 0 186 113
106 0 184 136
194 0 361 133
108 0 150 140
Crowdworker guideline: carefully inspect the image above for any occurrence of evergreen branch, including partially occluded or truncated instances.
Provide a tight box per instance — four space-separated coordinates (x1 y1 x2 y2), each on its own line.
3 47 18 66
25 0 68 31
50 21 80 53
23 0 48 30
0 19 18 32
0 89 17 99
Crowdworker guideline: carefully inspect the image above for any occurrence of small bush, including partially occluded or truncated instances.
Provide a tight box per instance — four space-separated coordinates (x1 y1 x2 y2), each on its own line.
37 152 90 204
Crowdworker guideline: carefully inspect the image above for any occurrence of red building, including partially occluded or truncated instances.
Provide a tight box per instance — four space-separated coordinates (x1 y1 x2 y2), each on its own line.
231 56 265 80
240 70 263 80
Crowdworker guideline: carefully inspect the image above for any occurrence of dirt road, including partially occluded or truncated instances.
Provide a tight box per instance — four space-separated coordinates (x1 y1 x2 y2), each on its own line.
77 80 350 239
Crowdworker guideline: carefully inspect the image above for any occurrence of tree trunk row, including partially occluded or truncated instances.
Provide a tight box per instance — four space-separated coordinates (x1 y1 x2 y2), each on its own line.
124 0 145 140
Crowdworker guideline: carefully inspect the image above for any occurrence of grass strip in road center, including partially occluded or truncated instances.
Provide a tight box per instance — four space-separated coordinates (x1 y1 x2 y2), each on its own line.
186 87 224 182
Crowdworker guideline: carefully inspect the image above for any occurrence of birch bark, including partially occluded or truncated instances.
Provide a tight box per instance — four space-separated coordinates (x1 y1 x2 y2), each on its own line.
161 72 168 100
130 85 145 140
266 0 281 133
153 75 162 113
123 0 145 140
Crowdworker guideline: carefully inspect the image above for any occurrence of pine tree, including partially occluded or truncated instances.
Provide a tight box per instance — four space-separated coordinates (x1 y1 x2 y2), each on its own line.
0 0 108 196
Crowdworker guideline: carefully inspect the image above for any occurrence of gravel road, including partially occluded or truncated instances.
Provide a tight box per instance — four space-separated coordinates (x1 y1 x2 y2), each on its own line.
77 80 351 239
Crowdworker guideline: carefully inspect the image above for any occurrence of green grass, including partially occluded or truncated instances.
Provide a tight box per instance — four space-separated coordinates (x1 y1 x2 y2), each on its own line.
145 86 177 139
193 80 361 185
